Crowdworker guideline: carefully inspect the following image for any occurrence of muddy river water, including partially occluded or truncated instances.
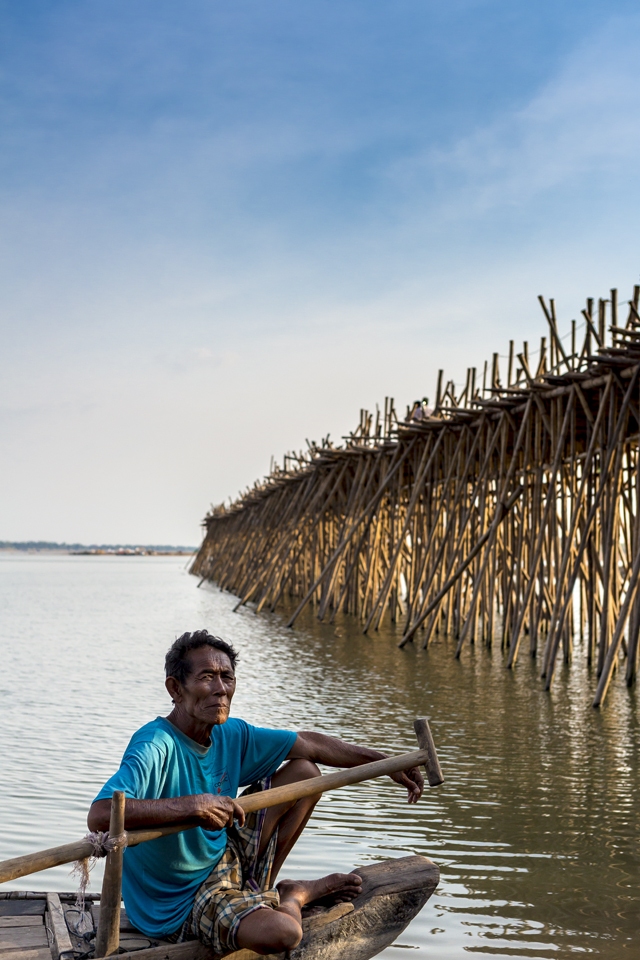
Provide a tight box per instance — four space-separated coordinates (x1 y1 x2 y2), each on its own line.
0 553 638 958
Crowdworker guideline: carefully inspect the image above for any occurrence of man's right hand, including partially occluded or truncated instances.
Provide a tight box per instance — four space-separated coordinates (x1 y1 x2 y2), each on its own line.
88 793 245 833
189 794 246 830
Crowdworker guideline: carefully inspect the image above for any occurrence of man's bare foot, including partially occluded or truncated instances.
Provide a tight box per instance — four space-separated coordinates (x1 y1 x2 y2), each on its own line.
276 873 363 909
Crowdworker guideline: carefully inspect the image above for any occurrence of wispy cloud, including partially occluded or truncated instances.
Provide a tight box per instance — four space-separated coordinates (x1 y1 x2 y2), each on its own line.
393 15 640 220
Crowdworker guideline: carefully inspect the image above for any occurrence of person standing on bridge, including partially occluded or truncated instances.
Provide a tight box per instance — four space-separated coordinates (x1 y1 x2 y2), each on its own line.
88 631 423 957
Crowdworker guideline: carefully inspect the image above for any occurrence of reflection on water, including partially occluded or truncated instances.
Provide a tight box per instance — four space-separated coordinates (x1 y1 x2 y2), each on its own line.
0 554 638 958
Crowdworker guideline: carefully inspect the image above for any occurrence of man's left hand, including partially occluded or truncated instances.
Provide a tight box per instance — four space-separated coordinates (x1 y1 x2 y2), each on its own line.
389 766 424 803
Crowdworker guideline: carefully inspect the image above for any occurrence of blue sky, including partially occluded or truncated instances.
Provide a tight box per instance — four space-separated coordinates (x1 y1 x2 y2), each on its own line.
2 1 640 543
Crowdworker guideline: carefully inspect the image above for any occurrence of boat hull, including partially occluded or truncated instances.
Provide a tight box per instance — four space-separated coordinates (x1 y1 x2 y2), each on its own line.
286 855 439 960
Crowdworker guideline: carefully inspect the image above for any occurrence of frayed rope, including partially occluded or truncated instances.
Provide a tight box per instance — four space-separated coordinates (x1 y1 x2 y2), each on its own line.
71 831 128 914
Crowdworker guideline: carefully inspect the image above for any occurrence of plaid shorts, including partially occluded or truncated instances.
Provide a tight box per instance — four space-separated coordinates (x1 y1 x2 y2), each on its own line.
172 778 280 957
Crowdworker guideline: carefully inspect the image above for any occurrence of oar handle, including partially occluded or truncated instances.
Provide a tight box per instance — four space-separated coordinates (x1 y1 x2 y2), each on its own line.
414 718 444 786
241 747 428 813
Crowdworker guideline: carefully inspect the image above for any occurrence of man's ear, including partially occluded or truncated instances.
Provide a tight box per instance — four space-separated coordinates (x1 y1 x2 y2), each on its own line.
166 676 182 703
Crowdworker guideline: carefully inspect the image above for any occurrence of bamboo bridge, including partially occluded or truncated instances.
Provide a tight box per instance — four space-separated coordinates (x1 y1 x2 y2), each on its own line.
191 287 640 707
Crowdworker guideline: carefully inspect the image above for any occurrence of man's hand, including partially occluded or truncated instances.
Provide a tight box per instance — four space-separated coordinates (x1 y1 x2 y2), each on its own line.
88 793 246 833
189 794 246 830
389 766 424 803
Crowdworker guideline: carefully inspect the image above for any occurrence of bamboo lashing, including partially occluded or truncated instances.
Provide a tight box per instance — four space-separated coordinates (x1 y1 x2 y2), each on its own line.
191 286 640 709
0 721 443 886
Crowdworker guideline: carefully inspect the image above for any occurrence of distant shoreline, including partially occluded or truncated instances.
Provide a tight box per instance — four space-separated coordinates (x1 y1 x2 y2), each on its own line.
0 541 197 556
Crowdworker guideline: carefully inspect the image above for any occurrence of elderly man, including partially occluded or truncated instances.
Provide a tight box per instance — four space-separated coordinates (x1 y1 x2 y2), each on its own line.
89 630 423 957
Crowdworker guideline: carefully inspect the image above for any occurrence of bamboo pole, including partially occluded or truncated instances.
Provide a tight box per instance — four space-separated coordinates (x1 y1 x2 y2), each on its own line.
94 790 126 957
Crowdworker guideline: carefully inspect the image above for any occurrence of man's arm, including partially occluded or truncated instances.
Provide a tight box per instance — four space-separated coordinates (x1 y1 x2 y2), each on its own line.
287 731 424 803
88 794 245 833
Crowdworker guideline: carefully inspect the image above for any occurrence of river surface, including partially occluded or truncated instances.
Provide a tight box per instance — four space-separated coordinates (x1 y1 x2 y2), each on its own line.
0 553 638 958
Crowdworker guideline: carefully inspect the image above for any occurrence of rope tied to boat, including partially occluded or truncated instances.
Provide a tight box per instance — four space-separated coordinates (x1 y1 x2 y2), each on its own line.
71 831 128 916
83 829 128 857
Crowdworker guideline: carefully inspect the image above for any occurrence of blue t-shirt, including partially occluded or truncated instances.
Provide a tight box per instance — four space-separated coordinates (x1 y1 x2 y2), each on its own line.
93 716 296 937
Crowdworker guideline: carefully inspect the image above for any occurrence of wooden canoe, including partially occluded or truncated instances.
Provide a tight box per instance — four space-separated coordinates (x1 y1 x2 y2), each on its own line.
0 855 439 960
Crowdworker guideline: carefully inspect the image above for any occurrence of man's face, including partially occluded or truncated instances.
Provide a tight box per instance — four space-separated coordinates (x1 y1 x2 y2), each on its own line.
171 647 236 727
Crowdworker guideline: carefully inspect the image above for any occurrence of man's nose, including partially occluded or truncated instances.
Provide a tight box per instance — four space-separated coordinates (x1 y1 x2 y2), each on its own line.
209 675 226 694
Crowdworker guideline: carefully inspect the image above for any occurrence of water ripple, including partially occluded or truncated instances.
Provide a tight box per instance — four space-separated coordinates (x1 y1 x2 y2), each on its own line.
0 554 638 958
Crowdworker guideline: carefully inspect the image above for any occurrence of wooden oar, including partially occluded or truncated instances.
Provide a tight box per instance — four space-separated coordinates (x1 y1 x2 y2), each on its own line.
0 718 443 885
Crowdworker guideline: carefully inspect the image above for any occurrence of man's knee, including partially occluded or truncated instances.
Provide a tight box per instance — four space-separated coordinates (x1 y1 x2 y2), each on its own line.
263 913 302 952
281 758 321 782
236 908 302 953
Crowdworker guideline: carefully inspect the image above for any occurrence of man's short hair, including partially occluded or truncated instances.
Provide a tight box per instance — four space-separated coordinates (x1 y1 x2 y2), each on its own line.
165 631 239 684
